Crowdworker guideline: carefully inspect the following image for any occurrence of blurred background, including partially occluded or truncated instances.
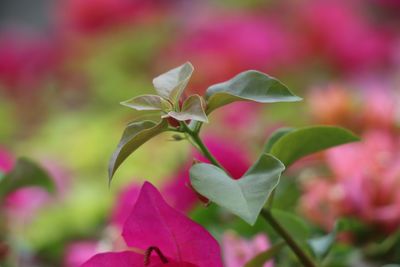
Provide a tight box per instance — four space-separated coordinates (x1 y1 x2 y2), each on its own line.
0 0 400 266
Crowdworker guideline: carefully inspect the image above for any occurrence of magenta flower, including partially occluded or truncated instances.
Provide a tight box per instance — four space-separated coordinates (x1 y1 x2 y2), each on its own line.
162 13 301 91
58 0 170 34
82 182 223 267
0 31 62 97
295 0 392 73
0 147 14 173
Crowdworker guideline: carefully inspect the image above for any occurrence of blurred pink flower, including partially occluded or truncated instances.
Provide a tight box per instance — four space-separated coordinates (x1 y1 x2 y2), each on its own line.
222 231 273 267
360 87 399 131
0 147 14 173
58 0 169 34
301 130 400 232
0 32 62 97
308 85 355 128
295 0 393 73
64 241 99 267
82 182 223 267
163 13 303 91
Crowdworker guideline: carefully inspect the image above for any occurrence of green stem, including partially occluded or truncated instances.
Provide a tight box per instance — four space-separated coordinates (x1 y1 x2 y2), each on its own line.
261 209 317 267
180 124 317 267
180 122 226 172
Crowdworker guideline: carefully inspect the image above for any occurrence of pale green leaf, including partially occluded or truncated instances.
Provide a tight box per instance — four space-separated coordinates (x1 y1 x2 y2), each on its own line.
108 120 168 181
120 94 172 111
166 94 208 123
269 126 360 166
152 62 194 104
205 70 302 114
190 154 285 225
0 158 55 199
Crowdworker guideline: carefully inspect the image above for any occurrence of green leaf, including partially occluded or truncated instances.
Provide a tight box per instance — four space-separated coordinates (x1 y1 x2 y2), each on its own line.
0 158 55 199
308 220 346 259
205 70 302 114
272 209 311 241
269 126 360 166
108 120 168 181
120 94 172 111
264 127 294 153
245 241 285 267
166 94 208 123
190 154 285 225
152 62 194 104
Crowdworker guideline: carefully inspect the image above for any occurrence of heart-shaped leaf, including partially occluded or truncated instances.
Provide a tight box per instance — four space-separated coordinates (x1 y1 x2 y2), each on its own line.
205 71 302 114
108 120 168 181
190 154 285 225
120 94 172 111
166 94 208 123
0 158 55 199
269 126 360 166
244 241 285 267
152 62 194 104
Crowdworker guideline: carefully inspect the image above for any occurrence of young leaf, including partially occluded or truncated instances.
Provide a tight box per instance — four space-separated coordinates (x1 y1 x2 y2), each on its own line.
166 94 208 123
269 126 360 166
205 71 302 114
120 94 172 111
190 154 285 225
152 62 194 104
244 241 285 267
0 158 54 199
108 120 168 181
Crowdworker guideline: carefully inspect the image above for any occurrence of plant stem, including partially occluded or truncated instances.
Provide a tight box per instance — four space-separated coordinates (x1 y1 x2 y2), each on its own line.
261 209 317 267
180 122 227 172
180 124 317 267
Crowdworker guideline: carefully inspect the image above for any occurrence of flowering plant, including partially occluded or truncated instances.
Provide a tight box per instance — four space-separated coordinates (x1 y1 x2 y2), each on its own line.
90 62 359 267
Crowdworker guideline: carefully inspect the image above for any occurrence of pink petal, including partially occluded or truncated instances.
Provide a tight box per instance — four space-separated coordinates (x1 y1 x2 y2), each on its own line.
81 251 145 267
81 251 178 267
122 182 223 267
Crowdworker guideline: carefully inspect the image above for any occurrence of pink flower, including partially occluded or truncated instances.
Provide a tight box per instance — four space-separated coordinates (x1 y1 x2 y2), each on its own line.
64 241 99 267
301 130 400 232
58 0 169 34
162 13 302 91
295 0 393 73
0 147 14 173
222 231 273 267
0 31 62 97
82 182 223 267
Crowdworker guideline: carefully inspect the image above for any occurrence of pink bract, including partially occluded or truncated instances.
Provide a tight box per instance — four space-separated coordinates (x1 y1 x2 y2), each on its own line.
82 182 223 267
